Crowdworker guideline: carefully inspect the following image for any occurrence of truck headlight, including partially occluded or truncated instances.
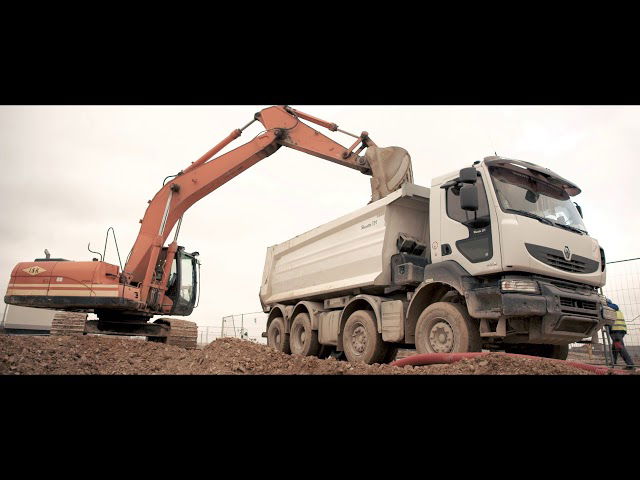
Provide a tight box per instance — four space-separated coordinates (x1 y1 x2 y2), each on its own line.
501 279 540 294
602 306 617 321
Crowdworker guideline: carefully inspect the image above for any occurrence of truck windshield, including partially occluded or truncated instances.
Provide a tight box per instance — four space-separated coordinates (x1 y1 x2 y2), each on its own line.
489 165 587 234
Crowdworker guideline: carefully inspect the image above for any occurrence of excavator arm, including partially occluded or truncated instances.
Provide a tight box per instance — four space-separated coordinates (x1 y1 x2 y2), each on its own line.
124 105 413 311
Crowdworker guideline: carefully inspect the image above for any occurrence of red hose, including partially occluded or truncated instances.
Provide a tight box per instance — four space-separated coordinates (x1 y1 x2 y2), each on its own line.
390 352 633 375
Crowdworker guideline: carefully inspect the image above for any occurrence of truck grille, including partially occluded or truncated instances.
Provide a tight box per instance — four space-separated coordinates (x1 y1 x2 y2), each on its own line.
559 296 598 317
546 253 588 273
525 243 599 274
560 297 597 310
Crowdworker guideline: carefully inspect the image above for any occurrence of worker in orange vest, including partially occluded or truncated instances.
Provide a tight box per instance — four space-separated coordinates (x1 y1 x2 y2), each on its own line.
606 299 635 370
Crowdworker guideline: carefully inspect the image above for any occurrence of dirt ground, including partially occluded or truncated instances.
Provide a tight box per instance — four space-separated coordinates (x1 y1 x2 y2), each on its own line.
0 334 609 375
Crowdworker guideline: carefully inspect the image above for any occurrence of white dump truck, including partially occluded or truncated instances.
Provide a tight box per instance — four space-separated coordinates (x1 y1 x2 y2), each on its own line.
259 155 615 364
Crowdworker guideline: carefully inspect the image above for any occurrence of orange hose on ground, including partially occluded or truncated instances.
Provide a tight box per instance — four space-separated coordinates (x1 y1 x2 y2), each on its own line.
390 352 633 375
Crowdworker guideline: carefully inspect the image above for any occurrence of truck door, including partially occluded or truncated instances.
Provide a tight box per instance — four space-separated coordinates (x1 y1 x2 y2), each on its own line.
439 170 502 275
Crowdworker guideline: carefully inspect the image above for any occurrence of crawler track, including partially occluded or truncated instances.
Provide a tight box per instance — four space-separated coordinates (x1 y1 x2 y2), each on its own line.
155 318 198 349
50 312 88 336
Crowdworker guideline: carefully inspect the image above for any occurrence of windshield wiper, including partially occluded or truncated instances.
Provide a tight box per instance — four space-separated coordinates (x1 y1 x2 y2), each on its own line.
552 222 586 235
505 208 587 234
505 209 554 226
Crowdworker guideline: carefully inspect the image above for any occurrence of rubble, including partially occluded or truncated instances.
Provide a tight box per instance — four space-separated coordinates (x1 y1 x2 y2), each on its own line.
0 335 605 375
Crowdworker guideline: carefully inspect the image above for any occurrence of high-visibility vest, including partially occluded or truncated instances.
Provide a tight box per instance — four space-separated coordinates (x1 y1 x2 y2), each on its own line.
611 310 627 332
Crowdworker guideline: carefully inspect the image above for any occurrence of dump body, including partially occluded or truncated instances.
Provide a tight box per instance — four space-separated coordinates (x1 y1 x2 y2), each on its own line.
259 183 430 307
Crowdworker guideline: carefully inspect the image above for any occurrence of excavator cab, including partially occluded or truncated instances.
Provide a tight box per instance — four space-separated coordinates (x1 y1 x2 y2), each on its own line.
164 247 199 316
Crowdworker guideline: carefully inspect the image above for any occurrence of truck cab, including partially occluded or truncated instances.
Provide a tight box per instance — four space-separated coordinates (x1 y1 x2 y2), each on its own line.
428 156 611 351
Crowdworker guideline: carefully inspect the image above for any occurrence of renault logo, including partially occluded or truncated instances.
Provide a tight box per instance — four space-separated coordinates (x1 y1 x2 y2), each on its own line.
563 246 572 261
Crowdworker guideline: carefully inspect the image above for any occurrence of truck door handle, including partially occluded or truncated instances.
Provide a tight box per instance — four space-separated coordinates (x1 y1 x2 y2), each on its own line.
441 244 452 256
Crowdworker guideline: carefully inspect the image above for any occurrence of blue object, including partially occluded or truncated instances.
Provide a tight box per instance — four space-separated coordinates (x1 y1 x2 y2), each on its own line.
607 298 619 311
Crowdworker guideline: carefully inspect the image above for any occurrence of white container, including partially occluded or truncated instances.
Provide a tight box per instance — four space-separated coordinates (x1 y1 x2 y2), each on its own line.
2 304 57 332
259 183 430 306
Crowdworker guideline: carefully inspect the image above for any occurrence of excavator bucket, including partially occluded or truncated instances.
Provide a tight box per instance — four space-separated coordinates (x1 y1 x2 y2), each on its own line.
366 146 414 202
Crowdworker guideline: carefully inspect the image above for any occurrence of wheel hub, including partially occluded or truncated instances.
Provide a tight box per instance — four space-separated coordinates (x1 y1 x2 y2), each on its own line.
292 324 307 351
351 324 367 354
429 320 454 353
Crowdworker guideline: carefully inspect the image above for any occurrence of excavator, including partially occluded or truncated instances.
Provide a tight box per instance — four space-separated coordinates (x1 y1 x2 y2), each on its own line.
4 105 413 348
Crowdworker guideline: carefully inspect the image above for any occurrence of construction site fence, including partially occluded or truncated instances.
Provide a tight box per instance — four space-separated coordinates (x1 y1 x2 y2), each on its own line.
599 257 640 346
197 311 268 346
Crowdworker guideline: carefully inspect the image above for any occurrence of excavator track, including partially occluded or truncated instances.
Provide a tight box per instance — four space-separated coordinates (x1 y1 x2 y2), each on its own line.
50 312 88 336
153 318 198 349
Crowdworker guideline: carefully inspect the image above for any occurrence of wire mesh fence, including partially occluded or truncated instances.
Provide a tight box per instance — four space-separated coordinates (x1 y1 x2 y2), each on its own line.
568 257 640 368
197 311 268 346
601 257 640 346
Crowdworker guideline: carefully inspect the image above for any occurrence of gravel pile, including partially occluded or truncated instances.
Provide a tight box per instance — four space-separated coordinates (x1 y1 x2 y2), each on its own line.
0 335 597 375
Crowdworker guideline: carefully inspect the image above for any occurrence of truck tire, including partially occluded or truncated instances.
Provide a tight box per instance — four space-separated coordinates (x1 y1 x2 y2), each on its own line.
267 317 291 354
342 310 387 364
505 344 569 360
415 302 481 354
290 312 320 357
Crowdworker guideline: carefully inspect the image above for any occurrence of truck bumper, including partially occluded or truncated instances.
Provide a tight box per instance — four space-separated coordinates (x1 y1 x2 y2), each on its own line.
465 278 610 344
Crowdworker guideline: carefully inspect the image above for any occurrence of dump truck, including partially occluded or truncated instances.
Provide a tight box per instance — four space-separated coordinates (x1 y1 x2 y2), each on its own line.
260 156 616 363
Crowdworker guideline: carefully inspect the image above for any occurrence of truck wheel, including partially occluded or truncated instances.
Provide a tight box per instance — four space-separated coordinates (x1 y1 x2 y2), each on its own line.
505 344 569 360
267 317 291 354
342 310 387 364
290 313 320 357
415 302 481 354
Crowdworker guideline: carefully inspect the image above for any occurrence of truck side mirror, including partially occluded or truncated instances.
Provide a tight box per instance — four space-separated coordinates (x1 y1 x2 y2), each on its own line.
574 202 583 218
459 167 477 183
460 184 479 211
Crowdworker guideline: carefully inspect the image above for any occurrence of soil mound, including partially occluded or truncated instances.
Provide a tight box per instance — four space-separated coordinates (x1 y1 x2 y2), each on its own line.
0 335 598 375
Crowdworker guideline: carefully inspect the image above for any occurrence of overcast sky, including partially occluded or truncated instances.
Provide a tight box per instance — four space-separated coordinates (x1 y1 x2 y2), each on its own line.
1 105 638 332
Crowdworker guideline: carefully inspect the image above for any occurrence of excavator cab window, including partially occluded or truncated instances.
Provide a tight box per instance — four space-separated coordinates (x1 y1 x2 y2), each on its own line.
167 248 198 316
166 260 178 293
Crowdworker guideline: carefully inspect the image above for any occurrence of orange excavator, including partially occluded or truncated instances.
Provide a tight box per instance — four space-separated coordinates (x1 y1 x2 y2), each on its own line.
4 106 413 347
